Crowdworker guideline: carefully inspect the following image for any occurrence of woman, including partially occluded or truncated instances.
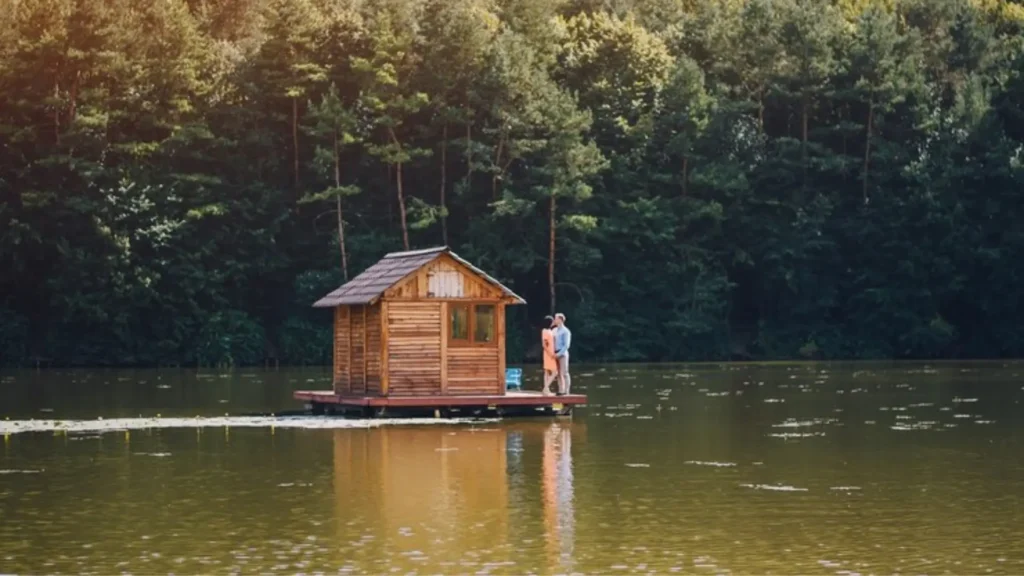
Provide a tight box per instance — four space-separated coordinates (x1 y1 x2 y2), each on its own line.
541 315 558 395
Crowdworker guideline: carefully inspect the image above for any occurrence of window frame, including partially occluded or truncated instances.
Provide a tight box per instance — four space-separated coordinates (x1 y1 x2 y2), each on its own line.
449 303 471 344
448 302 499 348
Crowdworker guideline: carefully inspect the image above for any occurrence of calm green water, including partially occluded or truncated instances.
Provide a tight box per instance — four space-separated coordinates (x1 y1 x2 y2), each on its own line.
2 362 1023 574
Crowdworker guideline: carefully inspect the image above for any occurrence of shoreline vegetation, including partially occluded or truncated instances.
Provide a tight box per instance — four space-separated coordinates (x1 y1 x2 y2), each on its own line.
2 0 1024 368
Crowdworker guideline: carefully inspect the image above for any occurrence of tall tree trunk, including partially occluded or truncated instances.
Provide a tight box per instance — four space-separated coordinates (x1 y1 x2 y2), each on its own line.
69 70 79 124
682 156 689 197
863 97 873 203
548 194 557 315
334 130 348 281
388 127 411 250
464 123 472 196
492 131 505 200
841 104 848 181
757 90 765 131
801 96 809 186
387 164 393 226
292 97 300 192
53 78 60 145
397 160 410 250
440 122 448 246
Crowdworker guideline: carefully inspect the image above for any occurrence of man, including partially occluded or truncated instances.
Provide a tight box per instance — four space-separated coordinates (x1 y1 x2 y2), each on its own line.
552 313 571 395
541 315 558 395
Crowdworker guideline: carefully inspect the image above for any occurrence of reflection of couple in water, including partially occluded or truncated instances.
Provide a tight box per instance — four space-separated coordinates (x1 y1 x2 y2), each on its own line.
541 313 572 396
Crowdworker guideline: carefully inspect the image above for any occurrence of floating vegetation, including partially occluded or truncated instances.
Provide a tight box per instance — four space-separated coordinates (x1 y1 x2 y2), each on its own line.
763 398 785 403
891 422 938 431
684 461 736 467
625 463 650 468
740 483 808 492
767 432 826 439
0 415 498 436
772 418 838 428
0 469 44 474
952 398 979 403
132 452 171 457
830 486 862 491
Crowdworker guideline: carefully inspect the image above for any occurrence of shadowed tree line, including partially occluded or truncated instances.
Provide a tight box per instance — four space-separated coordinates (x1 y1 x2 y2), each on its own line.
2 0 1024 367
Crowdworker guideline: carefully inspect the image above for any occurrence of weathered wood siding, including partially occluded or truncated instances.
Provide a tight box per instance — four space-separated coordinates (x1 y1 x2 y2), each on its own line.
387 301 442 396
446 347 500 394
444 304 505 395
350 305 366 394
333 306 350 394
366 303 382 395
384 254 504 301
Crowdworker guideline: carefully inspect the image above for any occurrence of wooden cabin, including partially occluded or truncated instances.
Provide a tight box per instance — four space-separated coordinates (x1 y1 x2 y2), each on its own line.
313 247 526 397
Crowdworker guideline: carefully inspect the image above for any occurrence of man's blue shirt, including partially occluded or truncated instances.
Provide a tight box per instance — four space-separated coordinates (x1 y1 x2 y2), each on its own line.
554 326 571 357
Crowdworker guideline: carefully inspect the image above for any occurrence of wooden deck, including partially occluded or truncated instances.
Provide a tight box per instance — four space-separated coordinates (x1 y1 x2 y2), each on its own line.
294 389 586 417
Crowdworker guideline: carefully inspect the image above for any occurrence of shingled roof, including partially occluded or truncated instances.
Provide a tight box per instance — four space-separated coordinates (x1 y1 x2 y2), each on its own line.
312 246 525 307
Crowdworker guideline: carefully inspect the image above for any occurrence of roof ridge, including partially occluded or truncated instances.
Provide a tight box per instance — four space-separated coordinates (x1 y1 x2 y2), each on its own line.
312 246 525 307
382 246 448 259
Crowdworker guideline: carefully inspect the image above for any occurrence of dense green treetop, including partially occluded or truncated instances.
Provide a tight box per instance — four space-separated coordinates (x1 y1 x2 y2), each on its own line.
2 0 1024 366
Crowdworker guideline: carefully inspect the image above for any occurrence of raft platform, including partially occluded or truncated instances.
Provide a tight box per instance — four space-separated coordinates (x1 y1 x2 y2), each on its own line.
294 390 587 418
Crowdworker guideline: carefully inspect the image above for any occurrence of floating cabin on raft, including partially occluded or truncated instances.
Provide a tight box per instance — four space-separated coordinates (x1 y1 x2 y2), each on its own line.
293 246 586 416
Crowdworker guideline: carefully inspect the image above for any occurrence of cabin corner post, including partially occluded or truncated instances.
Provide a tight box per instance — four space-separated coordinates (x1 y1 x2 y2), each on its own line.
346 306 353 393
440 301 448 395
497 303 506 395
380 300 390 396
362 305 368 390
333 306 342 394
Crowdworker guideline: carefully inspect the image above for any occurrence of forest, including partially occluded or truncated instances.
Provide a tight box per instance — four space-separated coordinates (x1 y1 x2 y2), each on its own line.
2 0 1024 367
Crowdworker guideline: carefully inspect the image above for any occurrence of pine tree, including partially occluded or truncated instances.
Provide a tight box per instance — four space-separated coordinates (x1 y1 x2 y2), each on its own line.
353 8 430 250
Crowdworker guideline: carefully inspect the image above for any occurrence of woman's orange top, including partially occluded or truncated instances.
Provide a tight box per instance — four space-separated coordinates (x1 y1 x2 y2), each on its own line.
542 329 558 372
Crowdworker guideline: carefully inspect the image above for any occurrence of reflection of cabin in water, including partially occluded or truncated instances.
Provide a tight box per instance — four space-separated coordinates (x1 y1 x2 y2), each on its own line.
313 247 526 397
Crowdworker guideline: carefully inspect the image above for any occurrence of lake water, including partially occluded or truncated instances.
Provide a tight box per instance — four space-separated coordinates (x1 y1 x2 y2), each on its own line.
1 362 1023 574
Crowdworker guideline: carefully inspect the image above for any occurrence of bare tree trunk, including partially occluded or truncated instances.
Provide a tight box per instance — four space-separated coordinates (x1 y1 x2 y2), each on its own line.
757 91 765 132
492 132 505 200
397 160 410 250
53 78 60 145
389 128 410 250
863 97 873 203
801 97 809 186
69 71 79 124
548 193 557 315
682 156 689 197
292 97 300 192
334 130 348 281
440 122 448 246
386 164 393 226
464 123 472 197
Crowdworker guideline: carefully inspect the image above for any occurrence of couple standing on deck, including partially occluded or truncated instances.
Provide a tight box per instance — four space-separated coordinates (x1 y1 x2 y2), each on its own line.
541 313 572 396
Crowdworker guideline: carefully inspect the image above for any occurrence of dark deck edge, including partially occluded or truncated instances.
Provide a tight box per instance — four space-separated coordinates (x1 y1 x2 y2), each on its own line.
293 390 587 408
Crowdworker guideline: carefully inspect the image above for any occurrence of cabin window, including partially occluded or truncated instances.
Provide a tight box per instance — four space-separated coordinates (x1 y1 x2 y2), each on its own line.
474 305 495 344
450 305 470 341
448 303 498 346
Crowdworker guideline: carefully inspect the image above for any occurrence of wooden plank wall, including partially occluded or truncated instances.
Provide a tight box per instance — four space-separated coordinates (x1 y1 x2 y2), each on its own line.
385 255 504 301
366 304 382 395
446 303 505 395
387 302 442 396
446 347 500 395
350 305 366 394
333 306 350 394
